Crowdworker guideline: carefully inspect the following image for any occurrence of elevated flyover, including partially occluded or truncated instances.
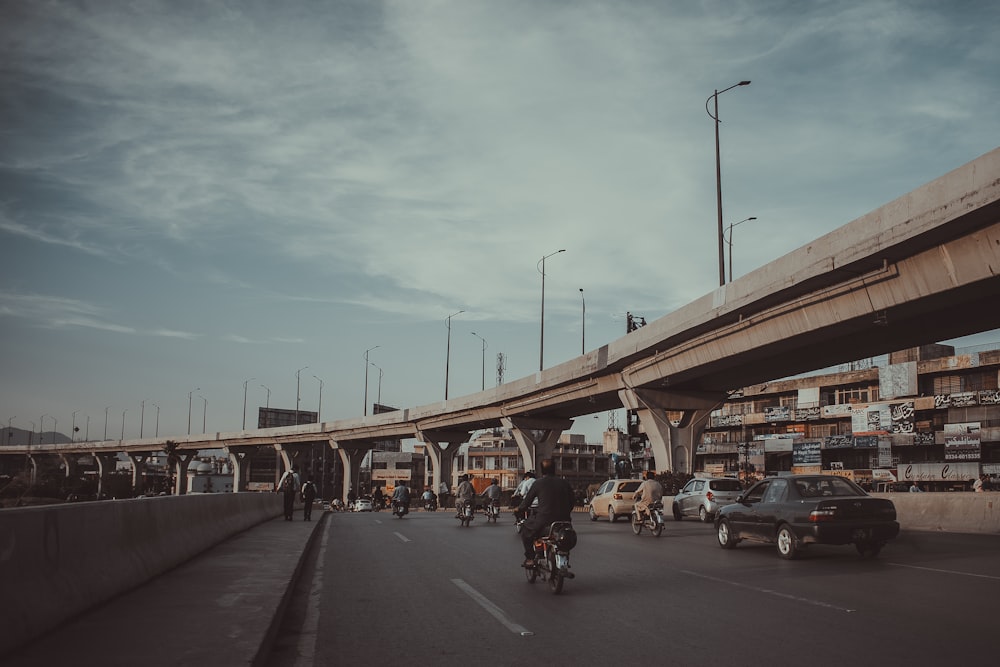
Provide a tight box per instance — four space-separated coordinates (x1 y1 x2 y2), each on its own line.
6 147 1000 490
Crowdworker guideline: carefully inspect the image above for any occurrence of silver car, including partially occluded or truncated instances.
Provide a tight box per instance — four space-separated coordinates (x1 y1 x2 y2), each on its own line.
672 477 743 522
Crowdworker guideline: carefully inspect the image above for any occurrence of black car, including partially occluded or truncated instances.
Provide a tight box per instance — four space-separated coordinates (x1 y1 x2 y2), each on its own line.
714 474 899 559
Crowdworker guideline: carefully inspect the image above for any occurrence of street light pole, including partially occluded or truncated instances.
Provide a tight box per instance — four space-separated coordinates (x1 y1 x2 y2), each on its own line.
121 409 127 440
151 403 159 437
187 388 200 435
706 80 751 287
242 378 255 430
725 216 757 282
72 410 80 443
363 346 379 415
104 406 110 441
313 375 324 422
140 400 146 439
370 364 383 406
538 249 566 371
199 396 207 433
445 311 464 400
295 366 308 425
471 332 487 391
579 288 586 355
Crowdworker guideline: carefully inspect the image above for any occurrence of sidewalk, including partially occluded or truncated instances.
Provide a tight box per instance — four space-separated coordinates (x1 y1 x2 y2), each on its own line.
4 513 324 666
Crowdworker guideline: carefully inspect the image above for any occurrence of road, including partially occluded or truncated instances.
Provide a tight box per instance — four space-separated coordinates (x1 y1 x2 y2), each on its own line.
266 509 1000 666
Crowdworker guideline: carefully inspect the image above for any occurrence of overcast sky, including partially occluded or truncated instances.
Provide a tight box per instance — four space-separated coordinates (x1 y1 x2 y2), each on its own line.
2 0 999 444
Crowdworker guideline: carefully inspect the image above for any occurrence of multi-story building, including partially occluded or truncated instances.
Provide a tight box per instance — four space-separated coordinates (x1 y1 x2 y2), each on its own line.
694 343 1000 491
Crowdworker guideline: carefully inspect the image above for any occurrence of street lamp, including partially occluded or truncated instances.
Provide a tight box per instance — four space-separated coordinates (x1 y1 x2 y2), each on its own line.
104 406 111 441
151 403 159 437
444 311 464 400
363 346 379 416
725 216 757 282
199 396 207 433
140 400 146 438
370 363 383 406
706 80 751 287
242 378 255 430
313 375 324 422
187 388 200 435
295 366 309 425
538 249 566 371
120 409 127 440
470 332 487 391
72 410 80 443
579 288 586 355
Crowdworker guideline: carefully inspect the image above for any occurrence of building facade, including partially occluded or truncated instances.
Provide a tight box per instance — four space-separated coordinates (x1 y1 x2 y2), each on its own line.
691 344 1000 491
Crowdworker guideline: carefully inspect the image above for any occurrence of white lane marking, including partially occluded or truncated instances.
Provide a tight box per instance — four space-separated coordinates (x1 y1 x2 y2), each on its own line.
887 562 1000 580
294 518 331 667
681 570 857 613
451 579 533 636
394 532 411 543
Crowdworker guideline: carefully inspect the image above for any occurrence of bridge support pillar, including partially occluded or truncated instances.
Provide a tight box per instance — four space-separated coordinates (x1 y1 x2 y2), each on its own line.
416 430 470 508
127 453 150 495
501 416 574 474
25 454 38 485
335 444 372 502
59 453 79 479
225 446 257 492
94 453 118 499
619 388 724 475
173 451 197 495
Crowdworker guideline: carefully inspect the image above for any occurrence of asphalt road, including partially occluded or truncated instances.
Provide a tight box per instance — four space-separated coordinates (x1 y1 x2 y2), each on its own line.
266 509 1000 667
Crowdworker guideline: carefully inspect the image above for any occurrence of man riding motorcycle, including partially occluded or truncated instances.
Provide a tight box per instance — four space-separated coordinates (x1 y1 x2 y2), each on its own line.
455 474 476 518
632 470 663 523
517 459 574 567
392 480 411 514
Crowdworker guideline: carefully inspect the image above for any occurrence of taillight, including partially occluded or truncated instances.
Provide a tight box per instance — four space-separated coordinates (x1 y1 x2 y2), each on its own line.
809 508 837 522
613 493 623 500
706 491 714 502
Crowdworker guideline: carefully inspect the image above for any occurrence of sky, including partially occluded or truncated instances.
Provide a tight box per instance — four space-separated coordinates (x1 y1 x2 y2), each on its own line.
2 0 999 445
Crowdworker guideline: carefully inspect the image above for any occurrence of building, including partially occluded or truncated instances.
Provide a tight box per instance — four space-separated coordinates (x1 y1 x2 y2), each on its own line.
694 343 1000 491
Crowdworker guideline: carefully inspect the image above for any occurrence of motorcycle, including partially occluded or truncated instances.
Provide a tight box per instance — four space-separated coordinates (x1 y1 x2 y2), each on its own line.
423 497 438 512
631 500 665 537
484 500 500 523
391 500 409 518
456 499 475 527
523 521 577 594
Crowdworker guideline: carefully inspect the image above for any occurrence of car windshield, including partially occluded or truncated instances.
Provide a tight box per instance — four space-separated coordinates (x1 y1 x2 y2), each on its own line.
795 477 865 497
709 479 742 492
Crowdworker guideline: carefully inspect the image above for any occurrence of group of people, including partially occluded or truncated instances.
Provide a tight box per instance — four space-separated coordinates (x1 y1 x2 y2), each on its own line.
277 467 318 521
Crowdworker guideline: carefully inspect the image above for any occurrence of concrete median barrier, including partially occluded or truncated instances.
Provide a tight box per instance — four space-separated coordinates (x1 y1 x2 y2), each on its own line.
0 492 282 655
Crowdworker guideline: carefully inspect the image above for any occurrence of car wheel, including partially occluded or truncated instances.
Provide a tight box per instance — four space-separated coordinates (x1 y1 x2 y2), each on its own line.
608 507 617 523
717 518 738 549
776 525 801 560
589 505 598 521
699 505 710 523
672 503 683 521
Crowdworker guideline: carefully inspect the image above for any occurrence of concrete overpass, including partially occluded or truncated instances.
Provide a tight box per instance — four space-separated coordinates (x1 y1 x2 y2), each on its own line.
5 147 1000 496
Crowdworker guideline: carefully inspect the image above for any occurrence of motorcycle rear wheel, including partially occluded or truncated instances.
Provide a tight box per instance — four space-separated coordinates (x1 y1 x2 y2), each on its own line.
631 513 642 535
547 553 563 593
651 520 663 537
525 562 538 583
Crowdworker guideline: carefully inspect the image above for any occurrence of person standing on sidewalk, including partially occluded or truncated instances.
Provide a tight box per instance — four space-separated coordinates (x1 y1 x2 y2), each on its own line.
301 477 318 521
280 475 297 520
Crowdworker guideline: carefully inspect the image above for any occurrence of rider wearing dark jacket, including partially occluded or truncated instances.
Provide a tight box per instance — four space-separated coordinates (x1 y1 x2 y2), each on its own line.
517 458 575 566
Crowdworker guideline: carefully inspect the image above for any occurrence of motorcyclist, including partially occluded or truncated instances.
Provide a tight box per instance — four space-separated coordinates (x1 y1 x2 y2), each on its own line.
482 478 502 516
421 487 436 509
512 470 537 522
517 458 574 567
633 470 664 522
455 474 476 518
392 480 411 513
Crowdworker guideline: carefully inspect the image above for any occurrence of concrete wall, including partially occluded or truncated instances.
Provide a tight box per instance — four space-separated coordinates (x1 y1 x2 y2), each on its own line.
873 492 1000 534
0 492 282 655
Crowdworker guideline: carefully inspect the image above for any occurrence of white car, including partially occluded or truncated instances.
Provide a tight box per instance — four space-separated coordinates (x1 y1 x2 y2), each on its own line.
354 498 374 512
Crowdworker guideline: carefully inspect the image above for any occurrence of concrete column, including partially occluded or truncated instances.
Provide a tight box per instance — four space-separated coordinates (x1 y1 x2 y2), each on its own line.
415 430 469 507
172 451 197 495
25 454 38 485
618 388 724 475
94 453 118 499
336 445 370 501
225 446 256 492
127 453 150 495
500 416 574 474
59 453 79 479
